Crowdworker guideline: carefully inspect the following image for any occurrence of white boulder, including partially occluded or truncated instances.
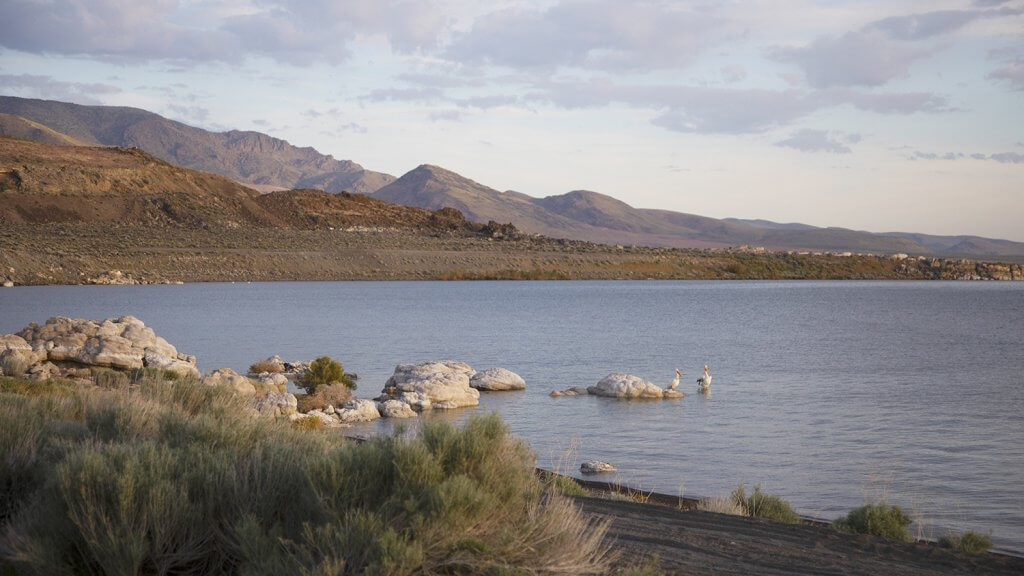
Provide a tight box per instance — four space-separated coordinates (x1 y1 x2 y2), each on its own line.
335 399 381 423
581 460 617 474
587 373 665 399
201 368 256 395
383 361 480 410
252 391 298 417
377 399 418 418
470 367 526 391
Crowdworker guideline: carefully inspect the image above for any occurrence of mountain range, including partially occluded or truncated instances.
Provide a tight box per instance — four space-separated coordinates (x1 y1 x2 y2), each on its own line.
0 96 393 194
2 95 1021 259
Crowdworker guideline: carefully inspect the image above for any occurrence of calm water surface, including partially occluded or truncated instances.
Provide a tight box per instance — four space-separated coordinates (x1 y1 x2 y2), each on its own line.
2 281 1022 553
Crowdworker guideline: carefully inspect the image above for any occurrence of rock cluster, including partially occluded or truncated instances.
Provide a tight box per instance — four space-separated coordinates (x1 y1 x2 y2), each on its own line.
551 373 684 399
289 399 382 428
200 366 298 418
375 361 525 413
1 316 199 380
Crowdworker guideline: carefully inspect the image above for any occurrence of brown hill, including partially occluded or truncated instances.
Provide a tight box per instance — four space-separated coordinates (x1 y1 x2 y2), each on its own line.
375 164 1024 258
0 113 87 146
0 96 395 194
0 137 477 235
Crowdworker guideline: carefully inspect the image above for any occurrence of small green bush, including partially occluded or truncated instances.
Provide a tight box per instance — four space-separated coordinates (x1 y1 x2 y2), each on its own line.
297 355 357 394
939 530 993 554
731 483 800 524
833 502 912 542
547 474 588 497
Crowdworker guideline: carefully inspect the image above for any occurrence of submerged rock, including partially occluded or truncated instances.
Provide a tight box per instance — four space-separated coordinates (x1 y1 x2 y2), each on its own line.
588 373 665 399
550 386 588 397
580 460 617 474
470 367 526 391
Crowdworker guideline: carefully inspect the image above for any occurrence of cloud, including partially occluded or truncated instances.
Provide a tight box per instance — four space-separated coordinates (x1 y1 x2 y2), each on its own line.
720 65 747 83
0 0 447 65
771 29 931 88
989 151 1024 163
773 7 1023 88
165 104 210 124
988 57 1024 90
0 73 121 104
775 129 861 154
446 1 728 72
529 79 948 134
911 149 1024 163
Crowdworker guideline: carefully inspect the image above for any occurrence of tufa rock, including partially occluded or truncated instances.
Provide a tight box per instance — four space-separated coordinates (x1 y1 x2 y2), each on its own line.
381 361 480 410
377 399 418 418
588 373 666 399
252 391 298 417
470 367 526 391
9 316 199 379
335 399 381 423
580 460 617 474
201 368 256 395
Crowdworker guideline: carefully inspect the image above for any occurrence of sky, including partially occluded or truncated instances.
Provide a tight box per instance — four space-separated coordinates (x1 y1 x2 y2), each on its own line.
1 0 1022 241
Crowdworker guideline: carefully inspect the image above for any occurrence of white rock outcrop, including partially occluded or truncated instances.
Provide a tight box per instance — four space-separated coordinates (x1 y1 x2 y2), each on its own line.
252 391 298 417
580 460 617 474
470 367 526 391
335 399 381 423
8 316 200 380
201 368 256 395
377 399 418 418
587 373 666 399
381 361 480 410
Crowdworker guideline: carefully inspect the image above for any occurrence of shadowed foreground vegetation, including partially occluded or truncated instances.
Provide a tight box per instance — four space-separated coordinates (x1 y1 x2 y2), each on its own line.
0 376 611 575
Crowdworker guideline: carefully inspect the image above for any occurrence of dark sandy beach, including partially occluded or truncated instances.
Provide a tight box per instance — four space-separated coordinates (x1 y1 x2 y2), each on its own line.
576 493 1024 575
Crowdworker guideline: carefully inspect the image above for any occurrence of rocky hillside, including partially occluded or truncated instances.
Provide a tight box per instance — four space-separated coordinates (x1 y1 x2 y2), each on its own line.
0 113 87 146
0 137 477 235
0 96 394 194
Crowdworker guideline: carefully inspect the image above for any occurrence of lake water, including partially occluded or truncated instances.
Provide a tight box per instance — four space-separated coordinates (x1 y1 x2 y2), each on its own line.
2 280 1023 553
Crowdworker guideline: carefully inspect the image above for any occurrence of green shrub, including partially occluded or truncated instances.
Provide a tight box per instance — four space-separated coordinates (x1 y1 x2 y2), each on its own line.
297 355 356 394
731 483 801 524
833 502 912 542
547 474 588 497
939 530 993 554
0 379 611 574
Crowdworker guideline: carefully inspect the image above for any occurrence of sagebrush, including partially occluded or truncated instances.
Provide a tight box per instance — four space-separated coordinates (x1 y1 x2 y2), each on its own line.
0 374 611 574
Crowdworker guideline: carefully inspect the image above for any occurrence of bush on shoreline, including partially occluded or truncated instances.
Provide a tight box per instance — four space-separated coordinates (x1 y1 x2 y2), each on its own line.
731 483 801 524
0 374 611 574
940 530 993 554
297 355 357 394
833 502 913 542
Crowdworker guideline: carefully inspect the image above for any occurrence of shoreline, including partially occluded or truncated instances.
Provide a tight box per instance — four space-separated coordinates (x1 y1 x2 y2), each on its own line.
3 224 1024 286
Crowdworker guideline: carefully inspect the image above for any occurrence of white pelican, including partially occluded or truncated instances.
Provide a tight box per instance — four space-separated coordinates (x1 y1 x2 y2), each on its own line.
668 368 682 391
697 364 712 392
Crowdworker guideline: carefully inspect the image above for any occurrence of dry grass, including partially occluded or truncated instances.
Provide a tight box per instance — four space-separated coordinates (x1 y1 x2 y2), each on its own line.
295 382 352 413
0 354 29 378
696 496 745 516
248 360 283 374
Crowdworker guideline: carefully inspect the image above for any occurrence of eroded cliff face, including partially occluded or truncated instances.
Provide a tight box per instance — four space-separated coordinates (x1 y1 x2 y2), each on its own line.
894 258 1024 281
